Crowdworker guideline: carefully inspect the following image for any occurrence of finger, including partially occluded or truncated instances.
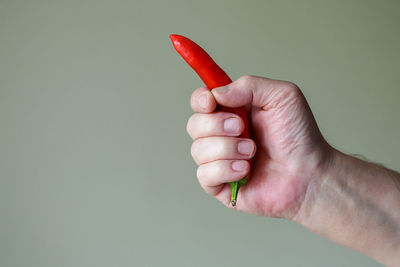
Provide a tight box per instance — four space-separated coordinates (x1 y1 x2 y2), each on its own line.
191 137 256 165
197 160 250 196
187 112 244 140
190 87 217 113
211 75 301 110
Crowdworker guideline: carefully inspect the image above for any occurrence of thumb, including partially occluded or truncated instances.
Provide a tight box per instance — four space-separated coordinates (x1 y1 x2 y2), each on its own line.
211 75 298 109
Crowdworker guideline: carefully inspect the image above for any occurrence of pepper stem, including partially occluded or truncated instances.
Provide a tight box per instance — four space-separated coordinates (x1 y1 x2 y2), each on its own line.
229 177 247 206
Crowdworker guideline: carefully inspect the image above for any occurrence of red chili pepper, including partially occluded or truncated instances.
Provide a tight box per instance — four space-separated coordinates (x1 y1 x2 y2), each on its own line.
170 34 251 206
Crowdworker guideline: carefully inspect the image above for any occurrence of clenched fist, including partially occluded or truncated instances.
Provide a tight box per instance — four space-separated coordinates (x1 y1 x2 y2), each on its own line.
187 75 332 219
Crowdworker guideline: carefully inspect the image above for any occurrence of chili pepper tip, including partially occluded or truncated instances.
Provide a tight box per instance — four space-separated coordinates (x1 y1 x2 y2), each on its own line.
231 199 237 206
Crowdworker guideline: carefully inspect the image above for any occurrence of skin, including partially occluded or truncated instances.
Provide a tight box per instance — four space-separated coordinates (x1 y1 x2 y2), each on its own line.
187 75 400 266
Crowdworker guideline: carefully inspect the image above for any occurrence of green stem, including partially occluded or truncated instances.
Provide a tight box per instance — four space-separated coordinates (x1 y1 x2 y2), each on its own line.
229 177 247 206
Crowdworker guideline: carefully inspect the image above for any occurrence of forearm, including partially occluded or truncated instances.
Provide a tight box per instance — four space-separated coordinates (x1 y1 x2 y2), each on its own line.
295 149 400 266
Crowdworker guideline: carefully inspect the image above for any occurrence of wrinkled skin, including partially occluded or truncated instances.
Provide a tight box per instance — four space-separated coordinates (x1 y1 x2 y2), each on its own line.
187 75 332 219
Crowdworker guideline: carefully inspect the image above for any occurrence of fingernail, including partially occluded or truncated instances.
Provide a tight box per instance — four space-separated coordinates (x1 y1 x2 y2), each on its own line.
198 93 208 108
232 160 248 172
224 118 240 134
238 141 254 156
212 86 229 95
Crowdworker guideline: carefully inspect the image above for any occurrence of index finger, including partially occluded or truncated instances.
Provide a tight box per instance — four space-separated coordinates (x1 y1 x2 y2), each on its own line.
190 87 217 113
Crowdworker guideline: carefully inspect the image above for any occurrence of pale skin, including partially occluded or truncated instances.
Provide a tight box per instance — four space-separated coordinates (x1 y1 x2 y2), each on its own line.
187 75 400 267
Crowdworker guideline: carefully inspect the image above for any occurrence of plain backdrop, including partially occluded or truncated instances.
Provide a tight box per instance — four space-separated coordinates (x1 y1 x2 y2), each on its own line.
1 0 399 266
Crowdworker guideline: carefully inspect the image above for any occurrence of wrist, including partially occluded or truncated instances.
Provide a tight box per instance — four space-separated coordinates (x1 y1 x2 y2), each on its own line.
293 147 400 266
292 144 339 225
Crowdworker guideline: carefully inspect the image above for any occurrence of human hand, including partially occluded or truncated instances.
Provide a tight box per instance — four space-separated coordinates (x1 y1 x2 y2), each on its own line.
187 75 400 265
187 75 332 219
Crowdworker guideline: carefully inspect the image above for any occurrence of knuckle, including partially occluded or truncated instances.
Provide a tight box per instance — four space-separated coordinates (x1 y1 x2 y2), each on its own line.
196 166 210 190
238 75 255 85
282 81 300 93
196 164 214 187
186 114 195 136
279 81 301 100
191 87 215 112
190 91 197 108
191 87 205 106
190 141 200 164
196 166 204 181
193 86 208 96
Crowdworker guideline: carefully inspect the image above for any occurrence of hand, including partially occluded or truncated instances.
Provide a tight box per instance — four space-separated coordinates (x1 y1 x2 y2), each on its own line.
187 75 332 219
187 75 400 265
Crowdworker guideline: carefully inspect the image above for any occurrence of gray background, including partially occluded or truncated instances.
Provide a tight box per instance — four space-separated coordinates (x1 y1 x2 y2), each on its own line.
1 0 399 266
